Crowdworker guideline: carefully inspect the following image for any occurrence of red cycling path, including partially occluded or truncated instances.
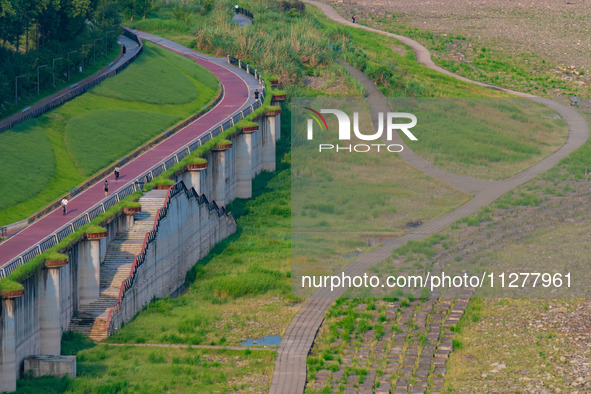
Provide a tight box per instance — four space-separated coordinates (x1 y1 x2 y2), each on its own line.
0 31 257 266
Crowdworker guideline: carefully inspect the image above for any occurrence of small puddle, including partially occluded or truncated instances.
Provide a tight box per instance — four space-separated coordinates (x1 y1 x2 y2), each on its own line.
240 335 281 346
232 14 253 27
345 251 362 259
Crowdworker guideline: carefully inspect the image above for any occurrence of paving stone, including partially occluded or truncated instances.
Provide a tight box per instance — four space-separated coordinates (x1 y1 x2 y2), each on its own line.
406 348 419 357
433 365 447 374
403 359 416 368
390 346 404 354
401 366 414 375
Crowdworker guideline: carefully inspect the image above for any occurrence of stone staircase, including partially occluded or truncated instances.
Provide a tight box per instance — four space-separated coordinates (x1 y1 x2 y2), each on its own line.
68 190 167 341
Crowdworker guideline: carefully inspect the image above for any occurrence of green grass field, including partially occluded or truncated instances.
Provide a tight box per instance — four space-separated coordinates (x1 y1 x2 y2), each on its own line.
16 333 276 393
0 42 219 226
390 98 569 179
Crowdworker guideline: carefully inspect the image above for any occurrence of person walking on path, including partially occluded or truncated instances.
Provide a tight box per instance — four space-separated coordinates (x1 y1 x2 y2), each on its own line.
352 15 356 23
254 89 260 102
104 180 109 197
574 94 579 107
61 198 68 215
114 166 120 180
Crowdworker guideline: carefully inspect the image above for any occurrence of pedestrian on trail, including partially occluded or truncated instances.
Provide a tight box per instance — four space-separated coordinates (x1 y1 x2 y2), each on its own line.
104 180 109 197
235 4 239 13
574 94 579 107
61 198 68 215
114 166 120 180
352 15 356 23
254 89 260 102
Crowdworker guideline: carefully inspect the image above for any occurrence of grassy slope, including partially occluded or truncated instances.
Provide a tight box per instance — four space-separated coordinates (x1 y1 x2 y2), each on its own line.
314 7 570 180
0 42 219 226
343 5 589 97
402 98 569 179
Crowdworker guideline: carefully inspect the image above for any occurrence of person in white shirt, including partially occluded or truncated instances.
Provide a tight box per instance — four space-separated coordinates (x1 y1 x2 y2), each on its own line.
61 198 68 215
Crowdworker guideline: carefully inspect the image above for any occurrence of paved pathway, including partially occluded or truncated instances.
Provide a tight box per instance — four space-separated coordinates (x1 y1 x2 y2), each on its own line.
109 35 139 70
0 32 262 266
269 2 590 393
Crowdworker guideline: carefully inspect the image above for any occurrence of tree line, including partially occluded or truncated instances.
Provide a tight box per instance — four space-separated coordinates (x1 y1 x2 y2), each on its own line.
0 0 137 117
0 0 123 53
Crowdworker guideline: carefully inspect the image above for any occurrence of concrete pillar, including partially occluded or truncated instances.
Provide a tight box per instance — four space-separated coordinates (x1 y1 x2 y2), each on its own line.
40 259 67 355
212 149 227 207
226 138 237 203
0 291 22 392
271 98 284 141
252 120 263 177
99 238 107 263
236 131 253 198
126 214 134 231
275 112 281 141
122 206 140 232
79 231 106 305
183 169 202 195
262 115 277 172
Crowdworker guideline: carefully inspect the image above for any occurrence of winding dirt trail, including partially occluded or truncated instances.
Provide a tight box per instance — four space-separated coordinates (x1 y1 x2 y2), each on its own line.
269 1 590 393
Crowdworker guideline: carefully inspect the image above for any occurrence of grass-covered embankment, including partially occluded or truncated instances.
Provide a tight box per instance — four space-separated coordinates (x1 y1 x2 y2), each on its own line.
0 41 219 226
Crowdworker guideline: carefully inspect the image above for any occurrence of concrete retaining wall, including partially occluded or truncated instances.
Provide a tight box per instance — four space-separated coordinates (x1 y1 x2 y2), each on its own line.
108 187 236 330
0 110 281 391
0 212 127 391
